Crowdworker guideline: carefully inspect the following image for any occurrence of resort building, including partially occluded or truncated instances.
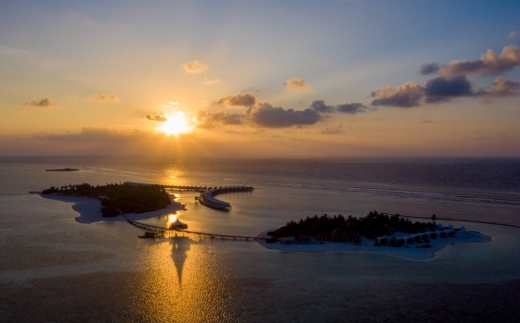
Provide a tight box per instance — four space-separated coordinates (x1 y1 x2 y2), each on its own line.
170 219 188 230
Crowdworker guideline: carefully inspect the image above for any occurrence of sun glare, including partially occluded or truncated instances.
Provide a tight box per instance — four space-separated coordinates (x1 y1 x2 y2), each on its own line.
159 111 193 136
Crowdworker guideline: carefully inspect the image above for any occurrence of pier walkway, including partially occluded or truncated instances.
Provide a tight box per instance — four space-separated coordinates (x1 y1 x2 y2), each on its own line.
124 182 254 210
124 214 264 241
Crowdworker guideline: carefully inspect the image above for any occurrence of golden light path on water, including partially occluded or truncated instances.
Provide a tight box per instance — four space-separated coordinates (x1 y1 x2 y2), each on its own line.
131 232 241 322
127 208 244 322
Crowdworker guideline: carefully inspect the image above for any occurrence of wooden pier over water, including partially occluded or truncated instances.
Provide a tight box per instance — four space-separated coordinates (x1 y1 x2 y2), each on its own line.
124 214 264 241
124 182 254 210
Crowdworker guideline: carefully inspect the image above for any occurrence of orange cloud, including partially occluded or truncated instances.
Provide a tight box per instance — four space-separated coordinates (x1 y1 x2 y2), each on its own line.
284 77 308 89
182 60 208 73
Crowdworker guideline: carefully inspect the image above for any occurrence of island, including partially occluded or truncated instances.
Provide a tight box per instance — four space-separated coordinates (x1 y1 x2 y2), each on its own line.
257 211 491 259
46 168 80 172
41 183 171 217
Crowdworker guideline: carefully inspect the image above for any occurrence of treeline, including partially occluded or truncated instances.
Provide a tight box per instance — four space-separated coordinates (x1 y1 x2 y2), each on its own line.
269 211 437 239
42 183 171 217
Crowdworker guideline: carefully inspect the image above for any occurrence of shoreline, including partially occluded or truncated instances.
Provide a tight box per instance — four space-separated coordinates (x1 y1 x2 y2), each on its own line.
40 193 186 224
256 229 492 260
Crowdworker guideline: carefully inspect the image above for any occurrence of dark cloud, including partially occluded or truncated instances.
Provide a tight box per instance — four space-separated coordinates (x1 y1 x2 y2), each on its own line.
421 120 433 124
486 77 520 98
310 100 367 114
216 93 256 107
248 103 321 128
424 75 474 103
196 110 243 129
146 114 167 122
371 82 424 108
311 100 335 113
439 45 520 76
337 102 367 114
420 63 440 75
23 98 55 107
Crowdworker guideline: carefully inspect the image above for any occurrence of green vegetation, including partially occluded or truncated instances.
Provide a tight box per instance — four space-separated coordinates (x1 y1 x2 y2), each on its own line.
42 183 171 217
268 211 437 240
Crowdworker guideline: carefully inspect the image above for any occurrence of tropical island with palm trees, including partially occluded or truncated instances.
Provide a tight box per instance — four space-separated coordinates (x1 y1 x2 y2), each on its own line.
258 211 491 259
41 183 171 217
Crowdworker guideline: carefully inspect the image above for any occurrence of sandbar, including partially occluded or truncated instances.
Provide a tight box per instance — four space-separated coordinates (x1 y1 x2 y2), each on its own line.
256 229 491 260
40 193 185 224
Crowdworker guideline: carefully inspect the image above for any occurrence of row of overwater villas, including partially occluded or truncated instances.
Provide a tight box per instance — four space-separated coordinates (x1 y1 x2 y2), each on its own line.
198 186 254 210
277 230 363 244
375 224 466 244
124 181 254 193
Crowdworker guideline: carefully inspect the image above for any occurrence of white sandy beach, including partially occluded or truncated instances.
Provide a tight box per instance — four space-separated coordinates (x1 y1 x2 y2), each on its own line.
256 229 492 260
40 193 186 224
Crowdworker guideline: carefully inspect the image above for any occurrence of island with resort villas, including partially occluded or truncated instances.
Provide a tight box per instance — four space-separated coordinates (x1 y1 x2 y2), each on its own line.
37 182 491 259
257 211 491 259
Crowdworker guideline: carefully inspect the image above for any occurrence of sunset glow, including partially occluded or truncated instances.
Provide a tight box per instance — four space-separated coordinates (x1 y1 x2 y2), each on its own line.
158 112 194 136
0 1 519 157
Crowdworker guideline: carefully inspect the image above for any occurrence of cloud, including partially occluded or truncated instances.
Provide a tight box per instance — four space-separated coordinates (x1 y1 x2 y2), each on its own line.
486 77 520 98
420 63 440 75
164 101 179 108
320 123 344 135
371 82 424 107
421 120 433 124
146 114 167 122
196 110 243 129
248 102 321 128
22 98 55 108
508 31 517 39
337 102 368 114
424 75 474 103
216 93 256 107
284 77 307 88
92 93 119 102
439 45 520 76
34 127 143 143
204 77 222 85
310 100 368 114
311 100 335 113
479 77 520 102
182 60 208 73
241 87 259 93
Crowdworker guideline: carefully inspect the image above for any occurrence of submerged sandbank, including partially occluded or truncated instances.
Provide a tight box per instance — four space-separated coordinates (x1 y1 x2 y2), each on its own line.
40 193 186 224
256 229 491 260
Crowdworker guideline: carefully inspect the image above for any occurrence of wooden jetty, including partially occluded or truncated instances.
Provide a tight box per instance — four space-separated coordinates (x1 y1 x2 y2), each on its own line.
123 182 254 210
124 214 264 241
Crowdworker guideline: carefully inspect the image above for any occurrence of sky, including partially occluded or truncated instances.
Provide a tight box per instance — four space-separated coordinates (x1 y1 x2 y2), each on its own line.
1 0 519 158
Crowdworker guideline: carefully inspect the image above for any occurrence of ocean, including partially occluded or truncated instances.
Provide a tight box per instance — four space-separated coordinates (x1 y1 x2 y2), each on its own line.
1 156 520 322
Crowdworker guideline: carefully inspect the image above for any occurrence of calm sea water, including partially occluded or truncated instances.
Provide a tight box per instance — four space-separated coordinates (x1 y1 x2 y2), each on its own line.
1 156 520 322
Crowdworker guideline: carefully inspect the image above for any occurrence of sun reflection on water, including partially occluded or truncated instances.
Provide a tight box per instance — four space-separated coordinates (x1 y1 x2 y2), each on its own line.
134 235 239 322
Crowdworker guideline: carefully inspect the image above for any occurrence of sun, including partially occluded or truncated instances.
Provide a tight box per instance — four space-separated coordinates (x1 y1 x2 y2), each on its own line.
159 111 193 136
